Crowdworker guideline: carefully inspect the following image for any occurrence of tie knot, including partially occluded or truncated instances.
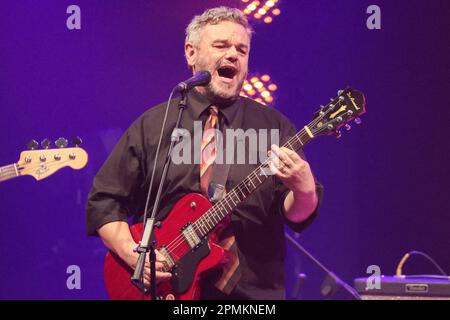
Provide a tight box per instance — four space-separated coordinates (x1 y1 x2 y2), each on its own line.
209 106 219 116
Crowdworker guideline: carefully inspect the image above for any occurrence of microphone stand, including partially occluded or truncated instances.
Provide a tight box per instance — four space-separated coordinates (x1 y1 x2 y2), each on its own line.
285 232 361 300
131 90 188 299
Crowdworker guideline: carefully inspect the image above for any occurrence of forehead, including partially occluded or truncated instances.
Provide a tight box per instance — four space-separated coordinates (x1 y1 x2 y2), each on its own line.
199 21 250 45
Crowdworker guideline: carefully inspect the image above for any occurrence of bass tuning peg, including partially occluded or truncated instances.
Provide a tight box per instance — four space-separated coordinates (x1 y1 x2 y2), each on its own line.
26 139 39 150
41 138 52 149
55 137 69 148
72 136 82 147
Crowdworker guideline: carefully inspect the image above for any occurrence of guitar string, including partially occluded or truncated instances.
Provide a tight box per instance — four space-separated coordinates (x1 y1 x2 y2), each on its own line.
162 129 315 261
160 98 356 263
159 97 350 260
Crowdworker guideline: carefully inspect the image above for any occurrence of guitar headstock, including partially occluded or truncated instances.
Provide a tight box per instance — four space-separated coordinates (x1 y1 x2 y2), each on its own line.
17 143 88 181
308 88 366 138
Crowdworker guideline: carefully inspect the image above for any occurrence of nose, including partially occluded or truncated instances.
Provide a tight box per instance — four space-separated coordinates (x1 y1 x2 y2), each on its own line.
225 46 238 62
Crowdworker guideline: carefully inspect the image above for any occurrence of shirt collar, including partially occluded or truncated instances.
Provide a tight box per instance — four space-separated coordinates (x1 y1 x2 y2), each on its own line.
187 88 242 125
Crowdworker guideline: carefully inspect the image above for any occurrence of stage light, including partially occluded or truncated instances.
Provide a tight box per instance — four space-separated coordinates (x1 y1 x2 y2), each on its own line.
264 16 273 24
241 0 281 24
240 74 278 106
261 90 270 98
254 81 263 89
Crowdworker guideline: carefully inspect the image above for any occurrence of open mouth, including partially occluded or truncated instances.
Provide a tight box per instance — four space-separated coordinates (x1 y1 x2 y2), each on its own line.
217 65 238 80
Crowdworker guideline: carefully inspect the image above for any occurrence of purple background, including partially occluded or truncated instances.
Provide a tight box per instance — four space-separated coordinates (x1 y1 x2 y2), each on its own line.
1 0 449 299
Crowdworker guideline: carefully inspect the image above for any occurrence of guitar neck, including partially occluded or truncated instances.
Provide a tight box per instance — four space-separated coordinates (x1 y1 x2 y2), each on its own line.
193 126 314 237
0 163 21 182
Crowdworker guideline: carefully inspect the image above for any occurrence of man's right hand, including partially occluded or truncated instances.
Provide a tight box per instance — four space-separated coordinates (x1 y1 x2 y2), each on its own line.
120 241 173 287
98 221 172 288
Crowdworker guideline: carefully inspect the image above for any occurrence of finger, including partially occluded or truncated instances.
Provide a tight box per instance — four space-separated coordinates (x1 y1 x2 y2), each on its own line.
268 159 286 178
271 145 295 169
276 146 296 168
282 147 304 165
156 250 167 262
156 271 173 280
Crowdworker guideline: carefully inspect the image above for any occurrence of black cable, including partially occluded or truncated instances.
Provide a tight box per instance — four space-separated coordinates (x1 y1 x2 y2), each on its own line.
396 250 448 277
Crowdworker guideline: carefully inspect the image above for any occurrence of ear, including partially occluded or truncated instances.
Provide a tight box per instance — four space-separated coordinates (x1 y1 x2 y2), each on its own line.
185 42 197 70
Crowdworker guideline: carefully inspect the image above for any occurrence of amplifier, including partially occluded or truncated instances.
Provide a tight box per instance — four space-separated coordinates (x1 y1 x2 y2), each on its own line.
354 276 450 300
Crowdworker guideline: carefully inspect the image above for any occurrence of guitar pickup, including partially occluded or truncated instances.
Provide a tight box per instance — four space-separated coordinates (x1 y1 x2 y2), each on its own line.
181 224 201 249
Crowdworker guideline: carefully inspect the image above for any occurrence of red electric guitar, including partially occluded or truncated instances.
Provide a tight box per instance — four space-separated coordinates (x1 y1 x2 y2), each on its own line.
104 88 366 299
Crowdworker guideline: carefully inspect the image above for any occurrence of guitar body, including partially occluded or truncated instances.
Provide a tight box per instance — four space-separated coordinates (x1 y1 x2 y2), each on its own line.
104 193 229 300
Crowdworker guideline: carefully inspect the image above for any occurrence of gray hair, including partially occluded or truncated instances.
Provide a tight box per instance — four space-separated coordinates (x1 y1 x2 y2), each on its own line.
185 6 253 47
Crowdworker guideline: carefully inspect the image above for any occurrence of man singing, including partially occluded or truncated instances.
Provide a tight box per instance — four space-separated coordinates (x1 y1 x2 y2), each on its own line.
86 6 323 300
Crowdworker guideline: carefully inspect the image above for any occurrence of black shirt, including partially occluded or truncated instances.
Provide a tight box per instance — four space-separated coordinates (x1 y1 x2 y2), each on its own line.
86 89 323 299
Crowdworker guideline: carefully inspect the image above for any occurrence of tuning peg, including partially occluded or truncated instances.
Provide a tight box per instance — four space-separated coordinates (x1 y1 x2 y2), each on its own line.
354 117 362 125
334 130 342 139
26 139 39 150
41 138 52 149
55 137 68 148
344 123 351 131
337 89 344 96
72 136 82 147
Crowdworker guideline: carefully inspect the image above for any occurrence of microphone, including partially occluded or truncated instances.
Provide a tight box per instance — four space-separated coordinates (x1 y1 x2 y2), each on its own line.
174 71 211 92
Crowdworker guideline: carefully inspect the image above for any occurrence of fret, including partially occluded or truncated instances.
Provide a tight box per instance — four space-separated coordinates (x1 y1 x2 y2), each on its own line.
235 185 244 199
0 164 19 182
193 126 312 238
199 218 208 235
194 222 203 237
246 179 253 191
294 133 304 147
223 197 233 212
286 141 293 151
229 191 238 206
210 210 218 224
254 171 262 183
242 180 251 194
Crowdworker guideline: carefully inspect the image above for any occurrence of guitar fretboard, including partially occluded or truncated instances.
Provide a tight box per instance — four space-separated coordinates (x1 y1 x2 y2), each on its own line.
192 126 314 237
0 164 20 182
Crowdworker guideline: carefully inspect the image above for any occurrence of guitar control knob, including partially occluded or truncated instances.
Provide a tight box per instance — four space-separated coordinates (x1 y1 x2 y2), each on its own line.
55 137 68 148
